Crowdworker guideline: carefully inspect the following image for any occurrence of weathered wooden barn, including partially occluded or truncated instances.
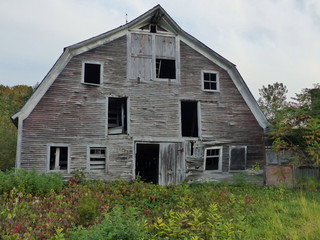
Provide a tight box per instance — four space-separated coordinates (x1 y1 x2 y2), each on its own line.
12 5 269 184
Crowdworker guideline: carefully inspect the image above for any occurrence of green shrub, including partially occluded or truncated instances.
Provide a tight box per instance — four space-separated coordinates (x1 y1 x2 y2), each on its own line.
0 169 64 195
76 191 100 226
70 205 147 240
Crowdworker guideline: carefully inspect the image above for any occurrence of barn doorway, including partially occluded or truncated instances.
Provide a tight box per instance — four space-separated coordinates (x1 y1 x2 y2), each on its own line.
135 143 159 184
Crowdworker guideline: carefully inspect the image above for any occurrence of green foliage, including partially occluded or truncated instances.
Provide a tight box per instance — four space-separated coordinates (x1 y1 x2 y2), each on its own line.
0 85 34 171
0 180 320 239
0 169 64 195
258 82 288 121
267 84 320 169
70 206 147 240
76 191 100 226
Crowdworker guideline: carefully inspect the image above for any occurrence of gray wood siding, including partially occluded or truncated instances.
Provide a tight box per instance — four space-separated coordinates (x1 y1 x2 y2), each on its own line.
20 34 265 182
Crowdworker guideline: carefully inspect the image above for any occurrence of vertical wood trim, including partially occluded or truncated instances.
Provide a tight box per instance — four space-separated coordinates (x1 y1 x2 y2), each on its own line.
175 36 181 83
198 101 202 138
127 97 131 135
126 32 131 81
178 101 182 138
86 145 90 171
105 97 109 136
152 34 156 80
15 117 23 170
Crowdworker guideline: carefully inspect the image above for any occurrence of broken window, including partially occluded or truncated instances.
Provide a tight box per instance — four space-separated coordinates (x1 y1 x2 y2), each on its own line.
202 71 219 91
204 147 222 171
129 33 177 81
89 147 106 171
150 24 157 33
83 62 102 85
108 97 127 134
156 59 176 79
49 146 68 171
229 146 247 171
181 101 198 137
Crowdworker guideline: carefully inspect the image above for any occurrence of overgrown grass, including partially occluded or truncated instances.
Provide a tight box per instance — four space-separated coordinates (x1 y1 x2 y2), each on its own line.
0 170 319 239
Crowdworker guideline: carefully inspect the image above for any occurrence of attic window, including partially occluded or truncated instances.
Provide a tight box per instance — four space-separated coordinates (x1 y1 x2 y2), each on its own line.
204 147 222 171
202 71 219 91
83 62 102 85
150 25 157 33
49 146 68 171
108 97 127 134
156 59 176 79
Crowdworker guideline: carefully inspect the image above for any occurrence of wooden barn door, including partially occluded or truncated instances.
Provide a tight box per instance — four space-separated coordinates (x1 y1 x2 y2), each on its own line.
159 143 185 185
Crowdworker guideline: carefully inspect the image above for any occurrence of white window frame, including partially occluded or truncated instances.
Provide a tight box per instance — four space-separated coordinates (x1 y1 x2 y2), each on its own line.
86 145 108 172
81 61 104 85
204 146 223 172
47 144 70 173
201 70 220 92
229 146 247 171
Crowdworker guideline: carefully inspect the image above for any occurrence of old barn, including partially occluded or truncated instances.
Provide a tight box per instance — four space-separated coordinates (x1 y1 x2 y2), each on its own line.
12 5 269 184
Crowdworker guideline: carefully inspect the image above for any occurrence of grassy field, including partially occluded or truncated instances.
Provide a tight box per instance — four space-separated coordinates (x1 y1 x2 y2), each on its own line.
0 169 320 239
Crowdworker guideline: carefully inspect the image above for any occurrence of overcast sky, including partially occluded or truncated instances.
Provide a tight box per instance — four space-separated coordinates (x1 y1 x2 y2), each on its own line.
1 0 319 100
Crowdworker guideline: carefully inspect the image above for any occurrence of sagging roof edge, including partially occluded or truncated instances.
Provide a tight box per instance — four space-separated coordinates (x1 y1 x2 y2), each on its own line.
12 4 269 129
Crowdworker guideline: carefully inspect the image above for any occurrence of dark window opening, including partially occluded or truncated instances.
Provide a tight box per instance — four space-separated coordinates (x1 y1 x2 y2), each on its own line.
205 148 221 171
203 72 218 90
230 147 246 170
150 24 157 33
181 101 198 137
108 98 127 134
89 147 106 171
190 141 194 156
50 146 68 170
136 144 159 184
84 63 101 84
156 59 176 79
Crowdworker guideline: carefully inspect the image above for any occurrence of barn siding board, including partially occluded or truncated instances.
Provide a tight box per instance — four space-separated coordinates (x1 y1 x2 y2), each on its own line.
18 27 265 183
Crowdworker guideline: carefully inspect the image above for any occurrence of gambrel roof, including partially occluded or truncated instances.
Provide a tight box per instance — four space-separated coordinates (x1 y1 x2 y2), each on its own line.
12 4 269 129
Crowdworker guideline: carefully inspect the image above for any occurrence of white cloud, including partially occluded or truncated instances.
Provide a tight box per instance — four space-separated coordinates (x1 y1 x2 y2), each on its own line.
1 0 320 100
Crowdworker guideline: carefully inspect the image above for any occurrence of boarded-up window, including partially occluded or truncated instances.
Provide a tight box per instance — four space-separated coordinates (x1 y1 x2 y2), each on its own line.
202 71 219 91
49 146 68 171
129 33 177 81
130 33 153 81
229 146 246 171
108 97 127 134
204 147 222 171
83 63 102 84
89 147 106 171
181 101 198 137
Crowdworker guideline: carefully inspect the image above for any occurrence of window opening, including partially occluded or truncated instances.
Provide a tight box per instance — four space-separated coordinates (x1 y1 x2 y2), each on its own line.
156 59 176 79
205 147 222 171
181 101 198 137
89 147 106 171
108 97 127 134
84 63 101 84
150 24 157 33
203 72 218 91
50 146 68 170
229 146 246 170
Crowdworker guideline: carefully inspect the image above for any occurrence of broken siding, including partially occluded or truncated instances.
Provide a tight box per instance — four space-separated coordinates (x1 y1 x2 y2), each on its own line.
179 41 265 176
20 34 265 182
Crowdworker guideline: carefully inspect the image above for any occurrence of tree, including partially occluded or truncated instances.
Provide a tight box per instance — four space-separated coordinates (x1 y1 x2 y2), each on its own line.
258 82 288 122
271 84 320 168
0 85 34 171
